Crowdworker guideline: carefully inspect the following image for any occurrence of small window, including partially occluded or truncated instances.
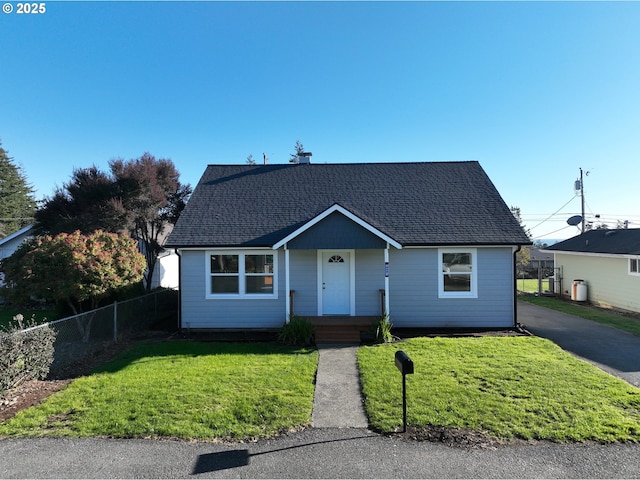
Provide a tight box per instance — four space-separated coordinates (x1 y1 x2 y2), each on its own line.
328 255 344 263
630 258 640 276
207 251 277 299
438 248 478 298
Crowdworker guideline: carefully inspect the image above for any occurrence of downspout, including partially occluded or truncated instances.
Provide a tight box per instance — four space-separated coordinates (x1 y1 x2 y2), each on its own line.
513 245 521 330
174 248 182 331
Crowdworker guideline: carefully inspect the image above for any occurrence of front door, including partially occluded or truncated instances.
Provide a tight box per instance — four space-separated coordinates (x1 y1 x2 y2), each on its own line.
321 251 351 315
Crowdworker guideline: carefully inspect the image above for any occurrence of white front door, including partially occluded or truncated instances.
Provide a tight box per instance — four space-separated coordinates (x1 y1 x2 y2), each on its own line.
321 251 351 315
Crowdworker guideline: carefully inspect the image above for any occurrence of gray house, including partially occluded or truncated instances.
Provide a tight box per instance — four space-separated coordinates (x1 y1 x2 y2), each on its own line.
543 229 640 313
166 160 530 341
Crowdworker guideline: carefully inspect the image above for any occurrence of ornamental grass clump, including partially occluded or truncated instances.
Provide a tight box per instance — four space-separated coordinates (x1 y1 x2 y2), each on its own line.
278 315 314 346
0 314 57 398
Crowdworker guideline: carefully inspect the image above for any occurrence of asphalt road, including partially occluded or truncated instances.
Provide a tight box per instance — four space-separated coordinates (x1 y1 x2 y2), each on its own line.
2 428 640 478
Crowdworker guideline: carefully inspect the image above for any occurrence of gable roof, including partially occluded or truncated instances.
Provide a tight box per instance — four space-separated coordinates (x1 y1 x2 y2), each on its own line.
166 161 530 248
544 229 640 256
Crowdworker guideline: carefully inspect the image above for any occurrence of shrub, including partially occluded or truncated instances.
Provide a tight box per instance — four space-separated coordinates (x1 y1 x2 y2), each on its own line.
0 314 57 398
278 315 314 346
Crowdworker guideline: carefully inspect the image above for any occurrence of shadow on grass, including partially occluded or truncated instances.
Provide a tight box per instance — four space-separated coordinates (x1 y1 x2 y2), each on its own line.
91 340 316 375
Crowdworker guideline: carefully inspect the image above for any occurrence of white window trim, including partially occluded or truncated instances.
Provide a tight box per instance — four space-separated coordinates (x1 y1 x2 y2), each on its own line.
205 250 278 300
629 257 640 276
438 247 478 299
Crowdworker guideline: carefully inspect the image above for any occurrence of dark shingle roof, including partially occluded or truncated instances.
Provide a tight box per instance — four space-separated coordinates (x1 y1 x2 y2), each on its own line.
166 161 530 248
545 229 640 255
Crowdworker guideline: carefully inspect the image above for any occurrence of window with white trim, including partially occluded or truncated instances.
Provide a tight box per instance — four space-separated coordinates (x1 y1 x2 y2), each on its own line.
438 248 478 298
207 251 277 299
630 257 640 276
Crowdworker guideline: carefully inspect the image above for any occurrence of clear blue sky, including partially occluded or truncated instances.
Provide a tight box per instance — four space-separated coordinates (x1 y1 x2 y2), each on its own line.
2 1 639 242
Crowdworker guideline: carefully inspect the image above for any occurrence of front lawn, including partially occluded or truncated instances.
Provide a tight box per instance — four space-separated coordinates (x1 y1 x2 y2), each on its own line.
0 341 318 441
358 337 640 442
520 295 640 336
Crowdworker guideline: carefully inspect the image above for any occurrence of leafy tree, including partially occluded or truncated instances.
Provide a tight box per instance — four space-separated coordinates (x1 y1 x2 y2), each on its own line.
511 206 531 274
0 141 36 239
33 166 123 235
289 140 305 164
1 230 146 341
110 153 192 290
34 153 191 291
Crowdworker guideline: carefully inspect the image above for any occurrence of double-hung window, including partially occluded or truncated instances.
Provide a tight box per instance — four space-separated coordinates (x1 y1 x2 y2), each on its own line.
208 251 277 299
438 248 478 298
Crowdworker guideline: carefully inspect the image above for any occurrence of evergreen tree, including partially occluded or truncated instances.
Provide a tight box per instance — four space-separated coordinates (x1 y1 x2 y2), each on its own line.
0 141 36 239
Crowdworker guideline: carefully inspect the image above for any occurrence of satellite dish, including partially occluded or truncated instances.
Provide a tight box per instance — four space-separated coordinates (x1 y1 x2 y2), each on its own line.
567 215 582 226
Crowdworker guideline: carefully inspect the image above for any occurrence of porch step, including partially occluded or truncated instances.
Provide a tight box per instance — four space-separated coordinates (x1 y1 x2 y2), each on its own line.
310 316 378 344
314 326 362 344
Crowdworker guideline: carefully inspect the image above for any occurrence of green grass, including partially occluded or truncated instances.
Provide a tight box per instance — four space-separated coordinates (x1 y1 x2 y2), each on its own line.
520 295 640 336
358 337 640 442
0 341 318 441
0 308 58 330
516 278 551 293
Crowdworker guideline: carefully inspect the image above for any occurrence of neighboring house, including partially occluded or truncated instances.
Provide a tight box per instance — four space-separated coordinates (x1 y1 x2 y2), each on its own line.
165 161 531 337
543 229 640 313
0 224 34 260
0 224 34 287
521 247 554 278
149 248 179 289
139 224 180 290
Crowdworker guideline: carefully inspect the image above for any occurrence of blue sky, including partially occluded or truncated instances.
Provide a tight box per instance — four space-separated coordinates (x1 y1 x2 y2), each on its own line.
2 1 639 242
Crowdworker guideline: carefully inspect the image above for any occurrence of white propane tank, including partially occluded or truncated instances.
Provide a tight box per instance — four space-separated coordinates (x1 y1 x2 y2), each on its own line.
571 279 587 302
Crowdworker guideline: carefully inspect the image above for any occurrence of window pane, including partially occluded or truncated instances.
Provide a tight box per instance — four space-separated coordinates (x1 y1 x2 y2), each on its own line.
442 252 472 292
246 276 274 294
211 255 238 273
211 276 239 294
632 259 638 273
245 255 274 274
443 274 471 292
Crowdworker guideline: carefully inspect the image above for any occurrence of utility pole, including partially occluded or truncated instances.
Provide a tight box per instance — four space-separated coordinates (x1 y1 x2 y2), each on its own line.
579 168 585 233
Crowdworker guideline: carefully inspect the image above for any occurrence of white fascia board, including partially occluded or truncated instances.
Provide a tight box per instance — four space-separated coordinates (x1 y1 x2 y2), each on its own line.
272 204 402 250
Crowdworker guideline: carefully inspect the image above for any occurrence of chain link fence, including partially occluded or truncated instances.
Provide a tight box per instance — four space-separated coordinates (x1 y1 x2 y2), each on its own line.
19 289 179 373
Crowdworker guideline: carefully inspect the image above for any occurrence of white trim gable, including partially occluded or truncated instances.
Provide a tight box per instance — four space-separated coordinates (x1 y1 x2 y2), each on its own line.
272 204 402 250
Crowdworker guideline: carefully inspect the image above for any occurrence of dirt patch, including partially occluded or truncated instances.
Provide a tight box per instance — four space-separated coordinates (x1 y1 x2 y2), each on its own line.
0 333 167 424
0 379 71 423
395 425 503 449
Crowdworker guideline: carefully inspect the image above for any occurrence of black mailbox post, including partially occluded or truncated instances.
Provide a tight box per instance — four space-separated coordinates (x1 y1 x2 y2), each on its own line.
394 350 414 432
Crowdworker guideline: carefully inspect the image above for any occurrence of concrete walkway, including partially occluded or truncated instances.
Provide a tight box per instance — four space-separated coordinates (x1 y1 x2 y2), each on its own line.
312 344 368 428
518 300 640 387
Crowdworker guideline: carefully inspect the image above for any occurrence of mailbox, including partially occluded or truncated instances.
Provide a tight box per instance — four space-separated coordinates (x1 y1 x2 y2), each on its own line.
395 350 414 375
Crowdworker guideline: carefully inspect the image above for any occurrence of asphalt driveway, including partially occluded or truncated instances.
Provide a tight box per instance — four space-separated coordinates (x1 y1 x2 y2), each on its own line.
518 300 640 387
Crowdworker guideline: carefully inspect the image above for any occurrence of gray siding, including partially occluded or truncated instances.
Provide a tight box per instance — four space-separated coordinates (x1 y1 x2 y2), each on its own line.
288 212 386 249
289 250 318 316
179 246 516 329
389 247 515 327
289 249 385 316
355 250 385 315
180 249 286 328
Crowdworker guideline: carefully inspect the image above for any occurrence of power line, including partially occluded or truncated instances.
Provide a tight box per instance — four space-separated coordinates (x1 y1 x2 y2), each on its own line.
528 195 578 232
